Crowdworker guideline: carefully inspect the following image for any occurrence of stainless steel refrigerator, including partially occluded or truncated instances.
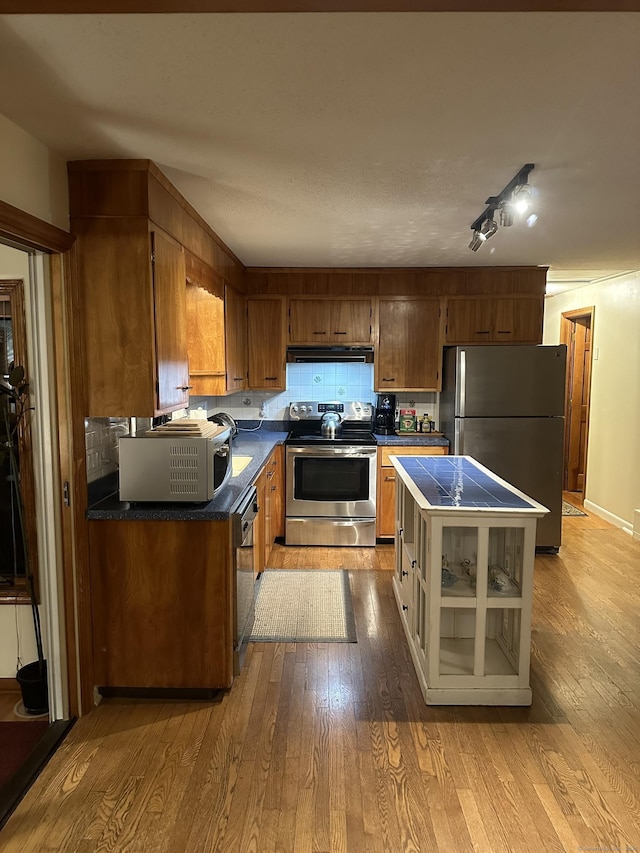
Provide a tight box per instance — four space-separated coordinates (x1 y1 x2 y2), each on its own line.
440 345 567 551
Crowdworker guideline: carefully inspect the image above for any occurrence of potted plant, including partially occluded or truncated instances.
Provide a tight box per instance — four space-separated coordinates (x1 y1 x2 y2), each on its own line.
0 364 47 715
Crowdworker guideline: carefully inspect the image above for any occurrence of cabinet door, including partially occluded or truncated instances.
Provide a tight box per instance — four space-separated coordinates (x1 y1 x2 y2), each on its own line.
152 230 189 413
271 444 285 539
493 297 543 343
288 299 332 344
225 285 247 392
328 300 372 343
247 297 287 390
377 298 442 390
289 298 372 345
75 218 157 416
186 256 226 396
254 469 266 579
445 298 493 344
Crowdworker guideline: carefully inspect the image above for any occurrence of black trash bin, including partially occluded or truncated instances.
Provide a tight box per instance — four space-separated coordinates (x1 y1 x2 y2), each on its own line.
16 660 48 715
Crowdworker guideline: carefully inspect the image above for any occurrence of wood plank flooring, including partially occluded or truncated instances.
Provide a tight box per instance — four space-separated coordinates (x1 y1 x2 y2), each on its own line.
2 513 640 852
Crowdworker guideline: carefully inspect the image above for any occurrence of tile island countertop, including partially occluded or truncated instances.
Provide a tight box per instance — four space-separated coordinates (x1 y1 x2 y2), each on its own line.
391 455 548 517
86 430 288 521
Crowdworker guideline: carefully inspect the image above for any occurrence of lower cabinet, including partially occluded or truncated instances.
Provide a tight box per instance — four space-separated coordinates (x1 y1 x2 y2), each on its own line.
89 519 234 689
377 445 448 538
256 445 285 574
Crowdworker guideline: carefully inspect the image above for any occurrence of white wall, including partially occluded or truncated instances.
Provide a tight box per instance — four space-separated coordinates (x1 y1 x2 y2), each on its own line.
0 115 69 682
0 112 68 230
543 273 640 532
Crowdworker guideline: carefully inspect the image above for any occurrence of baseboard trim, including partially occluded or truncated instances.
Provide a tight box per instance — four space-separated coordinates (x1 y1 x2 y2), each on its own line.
583 499 633 535
0 678 18 693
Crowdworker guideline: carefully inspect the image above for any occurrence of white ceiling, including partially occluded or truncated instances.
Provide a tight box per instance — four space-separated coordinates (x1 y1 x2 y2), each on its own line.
1 12 639 283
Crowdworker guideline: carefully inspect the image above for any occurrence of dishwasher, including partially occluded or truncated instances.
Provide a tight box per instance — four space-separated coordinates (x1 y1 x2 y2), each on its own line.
233 486 258 674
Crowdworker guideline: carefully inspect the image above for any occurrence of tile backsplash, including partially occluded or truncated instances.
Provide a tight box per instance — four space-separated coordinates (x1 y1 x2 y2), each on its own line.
85 417 130 483
189 363 440 426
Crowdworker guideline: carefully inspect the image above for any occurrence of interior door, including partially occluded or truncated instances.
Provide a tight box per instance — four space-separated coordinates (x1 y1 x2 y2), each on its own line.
562 310 593 493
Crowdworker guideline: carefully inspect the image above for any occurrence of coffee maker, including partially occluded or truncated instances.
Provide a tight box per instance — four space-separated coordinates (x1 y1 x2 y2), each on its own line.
374 393 396 435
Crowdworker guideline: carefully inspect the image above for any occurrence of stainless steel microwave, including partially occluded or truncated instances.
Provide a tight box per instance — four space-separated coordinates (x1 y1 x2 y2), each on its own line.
118 429 232 502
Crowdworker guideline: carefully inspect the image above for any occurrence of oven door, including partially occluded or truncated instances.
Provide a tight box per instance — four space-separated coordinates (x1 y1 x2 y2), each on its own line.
286 445 377 518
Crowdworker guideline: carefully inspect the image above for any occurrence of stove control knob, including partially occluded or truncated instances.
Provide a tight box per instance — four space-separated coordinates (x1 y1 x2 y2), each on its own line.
292 405 299 413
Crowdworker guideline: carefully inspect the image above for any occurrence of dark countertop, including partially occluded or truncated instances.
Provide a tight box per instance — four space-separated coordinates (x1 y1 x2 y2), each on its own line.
86 430 288 521
86 424 450 521
374 432 450 447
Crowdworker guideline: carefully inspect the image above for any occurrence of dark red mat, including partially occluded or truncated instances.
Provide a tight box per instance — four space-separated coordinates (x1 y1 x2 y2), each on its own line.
0 721 49 789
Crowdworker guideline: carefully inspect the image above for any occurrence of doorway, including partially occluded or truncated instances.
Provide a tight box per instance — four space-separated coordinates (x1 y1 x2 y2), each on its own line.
560 307 594 500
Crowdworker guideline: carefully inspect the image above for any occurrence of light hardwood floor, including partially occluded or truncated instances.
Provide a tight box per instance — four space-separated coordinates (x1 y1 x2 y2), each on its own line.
2 511 639 852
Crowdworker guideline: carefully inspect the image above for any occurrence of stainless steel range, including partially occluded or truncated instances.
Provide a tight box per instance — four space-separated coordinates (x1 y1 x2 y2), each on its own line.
285 401 377 547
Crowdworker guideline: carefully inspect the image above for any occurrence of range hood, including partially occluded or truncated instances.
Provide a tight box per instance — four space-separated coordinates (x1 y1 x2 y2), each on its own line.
286 346 374 363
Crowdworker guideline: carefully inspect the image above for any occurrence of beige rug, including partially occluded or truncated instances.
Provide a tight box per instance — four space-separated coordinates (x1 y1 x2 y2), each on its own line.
250 570 357 643
562 500 587 517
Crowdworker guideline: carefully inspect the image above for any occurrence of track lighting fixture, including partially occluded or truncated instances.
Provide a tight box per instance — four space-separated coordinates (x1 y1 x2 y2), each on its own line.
468 164 534 250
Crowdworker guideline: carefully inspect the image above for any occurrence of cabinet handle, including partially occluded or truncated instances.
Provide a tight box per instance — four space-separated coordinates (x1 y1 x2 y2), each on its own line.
385 475 396 482
382 377 395 382
271 485 276 492
333 331 347 335
496 330 512 334
178 385 193 391
264 376 277 380
402 570 408 577
234 376 244 381
475 330 490 335
411 559 416 568
313 331 327 335
398 528 403 536
402 604 408 612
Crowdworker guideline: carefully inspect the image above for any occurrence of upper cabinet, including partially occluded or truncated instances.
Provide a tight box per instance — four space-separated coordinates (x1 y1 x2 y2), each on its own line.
376 298 443 392
68 159 246 414
225 285 248 393
289 298 373 345
186 253 226 397
445 296 543 345
72 217 188 416
247 296 287 390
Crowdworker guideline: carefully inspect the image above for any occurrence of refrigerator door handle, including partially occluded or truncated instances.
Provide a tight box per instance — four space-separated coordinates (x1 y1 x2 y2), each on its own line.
457 349 466 417
455 417 464 455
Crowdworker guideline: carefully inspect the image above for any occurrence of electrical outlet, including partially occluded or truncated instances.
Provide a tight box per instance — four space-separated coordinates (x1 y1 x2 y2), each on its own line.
242 397 252 406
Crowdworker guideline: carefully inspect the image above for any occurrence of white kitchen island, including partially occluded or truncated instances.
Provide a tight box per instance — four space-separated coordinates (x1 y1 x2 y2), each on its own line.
391 455 548 706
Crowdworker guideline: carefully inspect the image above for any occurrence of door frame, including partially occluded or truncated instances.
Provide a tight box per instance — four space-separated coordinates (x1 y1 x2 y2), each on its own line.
0 199 88 717
560 306 595 500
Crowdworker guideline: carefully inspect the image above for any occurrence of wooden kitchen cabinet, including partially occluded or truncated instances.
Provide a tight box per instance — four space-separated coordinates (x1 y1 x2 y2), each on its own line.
376 297 443 391
186 253 226 397
289 297 372 345
445 296 543 345
73 218 188 416
254 467 267 579
377 445 448 538
225 285 248 393
259 445 285 571
89 519 234 689
247 296 287 390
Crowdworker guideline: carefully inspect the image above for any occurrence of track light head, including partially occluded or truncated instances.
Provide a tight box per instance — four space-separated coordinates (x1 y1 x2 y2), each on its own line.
512 183 532 214
467 164 535 250
499 200 515 227
469 231 483 252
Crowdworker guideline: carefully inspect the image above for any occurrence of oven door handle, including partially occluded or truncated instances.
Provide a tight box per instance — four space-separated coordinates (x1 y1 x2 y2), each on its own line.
286 446 376 458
